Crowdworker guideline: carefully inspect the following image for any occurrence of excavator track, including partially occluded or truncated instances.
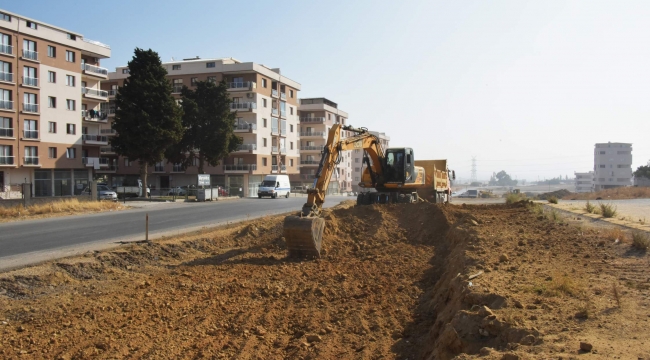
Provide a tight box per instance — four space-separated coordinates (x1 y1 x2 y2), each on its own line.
283 216 325 258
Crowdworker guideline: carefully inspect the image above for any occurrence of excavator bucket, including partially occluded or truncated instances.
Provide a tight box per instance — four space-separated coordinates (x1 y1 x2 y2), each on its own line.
283 216 325 258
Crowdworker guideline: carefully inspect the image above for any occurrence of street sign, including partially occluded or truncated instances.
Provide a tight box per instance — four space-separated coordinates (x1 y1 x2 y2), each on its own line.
197 174 210 186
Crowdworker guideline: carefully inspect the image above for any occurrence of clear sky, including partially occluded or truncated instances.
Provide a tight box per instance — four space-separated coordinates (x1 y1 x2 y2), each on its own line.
5 1 650 182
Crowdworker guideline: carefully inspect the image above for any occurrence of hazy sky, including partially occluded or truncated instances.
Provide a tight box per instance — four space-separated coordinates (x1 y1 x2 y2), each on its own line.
6 1 650 181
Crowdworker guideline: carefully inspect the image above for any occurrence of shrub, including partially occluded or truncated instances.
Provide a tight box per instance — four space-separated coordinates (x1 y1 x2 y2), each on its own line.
506 193 521 204
631 231 650 251
603 228 626 242
547 196 558 204
584 201 595 213
599 203 617 218
548 209 562 223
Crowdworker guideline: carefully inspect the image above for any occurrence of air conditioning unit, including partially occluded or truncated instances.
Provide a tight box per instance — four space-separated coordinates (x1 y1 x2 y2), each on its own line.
246 93 254 99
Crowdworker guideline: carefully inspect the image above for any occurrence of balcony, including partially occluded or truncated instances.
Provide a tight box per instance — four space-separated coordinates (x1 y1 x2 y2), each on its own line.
22 76 38 87
100 147 115 154
96 165 117 173
23 130 38 139
172 86 183 94
272 89 278 98
0 127 13 137
82 134 109 145
224 164 257 173
271 127 279 136
100 128 117 135
279 147 286 154
299 117 325 123
300 160 320 165
0 44 12 56
82 157 109 168
299 174 315 180
154 164 165 173
22 49 38 61
0 100 13 110
107 89 117 97
0 156 14 165
271 165 286 173
82 87 109 100
227 81 256 91
81 110 108 122
235 144 257 152
280 92 286 100
107 108 116 117
300 145 324 152
234 123 257 132
230 102 256 111
280 110 286 118
23 103 38 113
82 63 109 78
23 156 39 165
271 146 278 153
0 72 13 83
299 131 326 137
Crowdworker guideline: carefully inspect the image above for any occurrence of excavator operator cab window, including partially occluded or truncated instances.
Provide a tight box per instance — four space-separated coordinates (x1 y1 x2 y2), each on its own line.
385 149 406 183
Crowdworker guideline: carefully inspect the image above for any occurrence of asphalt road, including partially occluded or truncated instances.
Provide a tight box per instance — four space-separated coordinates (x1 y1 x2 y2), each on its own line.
0 196 350 271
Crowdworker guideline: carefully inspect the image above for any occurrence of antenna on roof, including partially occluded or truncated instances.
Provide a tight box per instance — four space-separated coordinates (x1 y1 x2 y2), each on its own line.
171 57 175 61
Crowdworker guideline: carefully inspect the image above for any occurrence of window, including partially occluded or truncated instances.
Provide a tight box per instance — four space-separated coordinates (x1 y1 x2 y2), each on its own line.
48 71 56 83
122 68 129 74
48 147 57 158
46 45 56 58
67 33 76 40
263 99 267 107
290 107 293 115
0 12 10 22
599 151 605 154
0 145 12 164
290 142 293 150
66 123 76 134
262 78 267 88
206 62 215 68
263 138 267 147
599 165 605 168
262 158 267 166
66 75 75 87
0 117 11 137
48 122 56 133
207 76 216 83
66 148 76 159
24 146 38 165
263 118 267 127
66 99 75 111
172 64 181 70
290 159 294 166
290 124 293 132
355 158 360 163
328 113 331 120
48 96 56 108
190 77 198 85
124 158 130 167
290 90 294 98
26 21 37 29
65 50 75 62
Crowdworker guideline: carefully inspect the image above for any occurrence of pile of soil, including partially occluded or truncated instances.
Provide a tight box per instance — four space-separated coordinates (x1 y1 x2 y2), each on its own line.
537 189 573 200
0 200 649 359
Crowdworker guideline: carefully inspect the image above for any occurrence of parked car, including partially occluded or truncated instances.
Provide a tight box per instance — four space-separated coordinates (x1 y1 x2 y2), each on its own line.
168 187 187 196
82 185 118 201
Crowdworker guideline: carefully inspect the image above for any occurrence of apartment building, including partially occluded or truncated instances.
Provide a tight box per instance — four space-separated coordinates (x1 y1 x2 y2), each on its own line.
593 142 633 191
0 9 111 198
574 171 594 193
295 98 351 192
103 57 301 197
351 131 390 192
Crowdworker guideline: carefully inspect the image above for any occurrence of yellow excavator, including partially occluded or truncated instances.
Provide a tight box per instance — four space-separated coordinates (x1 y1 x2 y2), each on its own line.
283 124 434 258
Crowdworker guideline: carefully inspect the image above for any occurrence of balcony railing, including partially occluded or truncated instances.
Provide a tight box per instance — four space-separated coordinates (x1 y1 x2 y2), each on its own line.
271 127 279 135
299 174 315 180
236 144 257 151
154 165 165 172
271 146 278 153
0 128 13 137
0 72 13 82
300 160 320 165
299 131 325 137
280 110 286 117
81 87 108 98
0 44 12 55
23 129 38 139
23 103 38 113
230 102 256 110
300 145 324 151
108 89 117 97
228 81 256 90
82 63 108 76
22 49 38 61
100 129 117 135
224 164 257 171
82 134 108 143
98 157 110 165
280 92 286 100
81 110 109 121
0 100 12 110
299 117 325 123
271 165 287 172
23 156 39 165
100 147 115 154
280 147 286 154
22 76 38 87
0 156 14 165
271 108 278 116
234 123 257 131
172 86 183 94
281 128 287 136
272 89 278 97
82 37 111 49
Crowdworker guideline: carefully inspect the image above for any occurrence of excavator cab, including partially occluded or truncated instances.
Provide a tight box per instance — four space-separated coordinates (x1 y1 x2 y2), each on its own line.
383 148 416 184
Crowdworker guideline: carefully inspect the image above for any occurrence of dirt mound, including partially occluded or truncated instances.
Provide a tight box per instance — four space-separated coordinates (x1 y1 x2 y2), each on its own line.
537 189 573 200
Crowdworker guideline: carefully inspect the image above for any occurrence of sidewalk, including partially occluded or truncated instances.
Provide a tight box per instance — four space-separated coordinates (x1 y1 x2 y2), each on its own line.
546 199 650 233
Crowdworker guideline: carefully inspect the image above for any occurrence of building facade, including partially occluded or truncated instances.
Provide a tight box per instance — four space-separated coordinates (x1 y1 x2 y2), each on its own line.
0 9 110 198
102 57 301 197
295 98 351 192
593 142 633 191
574 171 594 193
351 131 390 192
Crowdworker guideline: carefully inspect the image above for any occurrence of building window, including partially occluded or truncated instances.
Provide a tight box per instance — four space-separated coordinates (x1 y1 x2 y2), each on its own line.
355 158 359 163
263 138 267 147
48 96 56 108
263 99 267 108
23 119 37 139
66 99 75 111
124 158 130 167
263 118 267 127
48 71 56 83
599 165 605 168
66 148 76 159
599 151 605 154
262 158 267 166
24 146 38 165
0 12 10 22
66 75 75 87
290 90 294 98
0 117 11 137
206 62 215 68
190 77 197 86
66 123 76 134
26 21 37 29
290 124 294 133
48 122 56 133
262 78 267 88
122 68 129 74
65 50 75 62
172 64 181 70
289 159 293 166
47 45 55 58
207 76 216 83
67 33 76 40
48 147 57 158
290 107 293 115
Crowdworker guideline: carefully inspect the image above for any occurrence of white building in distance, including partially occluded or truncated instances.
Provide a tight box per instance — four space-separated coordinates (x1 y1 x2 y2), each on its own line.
593 142 632 191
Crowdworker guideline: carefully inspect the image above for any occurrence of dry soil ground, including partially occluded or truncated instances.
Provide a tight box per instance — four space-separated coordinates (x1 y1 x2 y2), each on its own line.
0 200 649 359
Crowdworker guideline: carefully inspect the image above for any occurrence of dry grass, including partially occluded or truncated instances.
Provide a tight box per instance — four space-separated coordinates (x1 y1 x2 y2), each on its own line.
599 203 617 218
584 200 596 214
530 272 583 297
612 283 622 308
564 186 650 200
506 193 525 204
547 196 559 204
0 199 124 221
603 227 627 242
631 231 650 251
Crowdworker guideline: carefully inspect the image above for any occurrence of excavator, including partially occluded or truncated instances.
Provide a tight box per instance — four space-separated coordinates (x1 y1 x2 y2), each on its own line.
283 124 434 258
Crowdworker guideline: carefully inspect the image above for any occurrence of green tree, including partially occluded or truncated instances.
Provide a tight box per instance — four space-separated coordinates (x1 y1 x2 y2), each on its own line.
495 170 518 186
111 48 183 196
165 80 241 174
634 165 650 179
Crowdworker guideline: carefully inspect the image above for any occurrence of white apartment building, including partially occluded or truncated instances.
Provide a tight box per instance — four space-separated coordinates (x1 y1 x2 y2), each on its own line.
574 171 594 193
351 131 390 192
593 142 632 191
295 98 351 192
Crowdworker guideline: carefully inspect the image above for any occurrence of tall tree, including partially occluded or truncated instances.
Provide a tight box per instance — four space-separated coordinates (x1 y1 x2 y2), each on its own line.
165 80 241 174
111 48 183 196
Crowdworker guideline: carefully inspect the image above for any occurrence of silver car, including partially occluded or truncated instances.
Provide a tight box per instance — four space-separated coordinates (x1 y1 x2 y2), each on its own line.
82 185 118 201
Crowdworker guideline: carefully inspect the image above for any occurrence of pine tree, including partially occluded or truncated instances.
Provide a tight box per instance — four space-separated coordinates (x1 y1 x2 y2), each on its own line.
111 48 183 196
165 80 241 174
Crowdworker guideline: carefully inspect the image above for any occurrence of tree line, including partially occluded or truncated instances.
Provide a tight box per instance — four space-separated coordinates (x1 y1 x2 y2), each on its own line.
110 49 242 195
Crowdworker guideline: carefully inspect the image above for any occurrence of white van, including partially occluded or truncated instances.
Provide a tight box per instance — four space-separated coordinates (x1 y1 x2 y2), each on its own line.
258 175 291 199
